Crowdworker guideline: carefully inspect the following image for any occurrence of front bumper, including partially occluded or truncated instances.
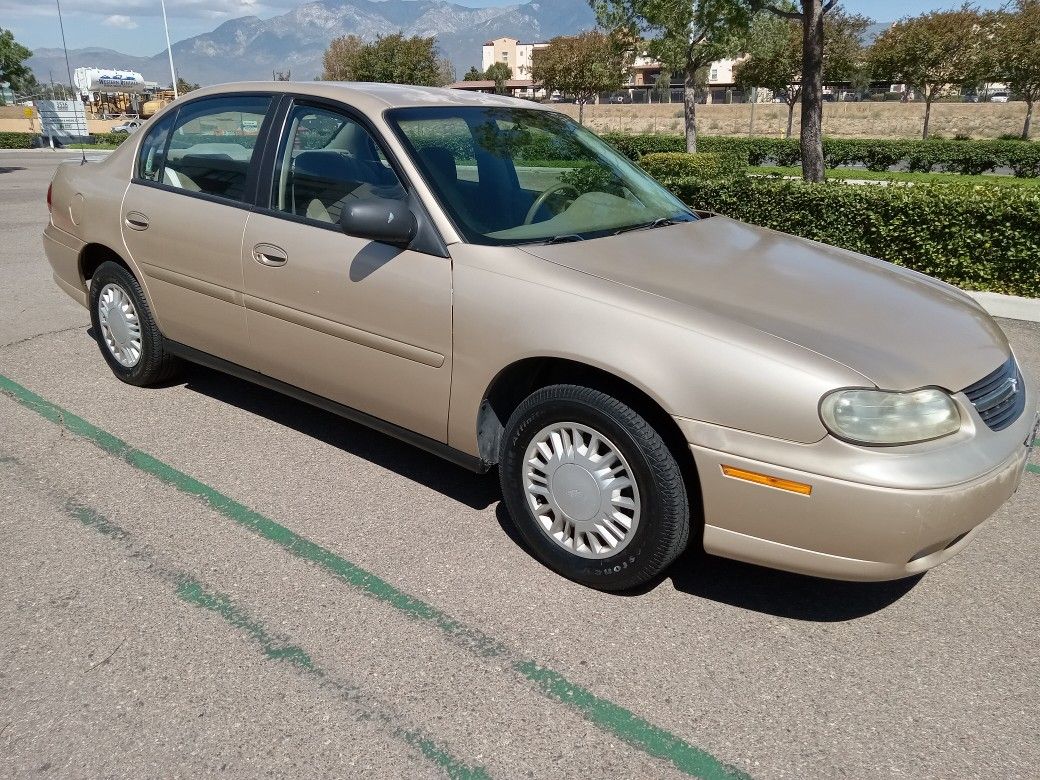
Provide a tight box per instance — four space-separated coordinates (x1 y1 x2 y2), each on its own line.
690 441 1030 581
679 383 1037 581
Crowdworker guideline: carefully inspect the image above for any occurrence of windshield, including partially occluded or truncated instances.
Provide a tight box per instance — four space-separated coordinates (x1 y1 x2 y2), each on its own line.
387 106 695 245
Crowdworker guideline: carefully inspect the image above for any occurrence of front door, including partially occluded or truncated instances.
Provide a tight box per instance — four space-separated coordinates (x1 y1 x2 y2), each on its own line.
121 93 273 366
241 102 453 442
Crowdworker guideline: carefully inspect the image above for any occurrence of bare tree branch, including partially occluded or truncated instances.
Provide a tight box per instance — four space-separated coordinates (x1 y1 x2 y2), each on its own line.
766 4 802 20
823 0 840 14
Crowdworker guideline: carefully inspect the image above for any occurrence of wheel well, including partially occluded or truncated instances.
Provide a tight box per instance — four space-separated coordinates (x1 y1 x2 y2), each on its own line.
477 357 701 516
80 243 131 285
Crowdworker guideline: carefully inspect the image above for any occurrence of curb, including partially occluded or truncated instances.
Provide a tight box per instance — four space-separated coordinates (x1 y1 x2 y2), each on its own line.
966 291 1040 323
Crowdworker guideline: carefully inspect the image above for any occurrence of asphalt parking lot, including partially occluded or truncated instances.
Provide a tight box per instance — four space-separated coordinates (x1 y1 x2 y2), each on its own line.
1 150 1038 780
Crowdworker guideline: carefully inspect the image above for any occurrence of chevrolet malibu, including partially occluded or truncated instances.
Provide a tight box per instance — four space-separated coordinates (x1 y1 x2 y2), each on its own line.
43 82 1037 591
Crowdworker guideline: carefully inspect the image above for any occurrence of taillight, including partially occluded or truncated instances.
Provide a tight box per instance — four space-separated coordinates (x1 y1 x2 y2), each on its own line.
47 182 53 213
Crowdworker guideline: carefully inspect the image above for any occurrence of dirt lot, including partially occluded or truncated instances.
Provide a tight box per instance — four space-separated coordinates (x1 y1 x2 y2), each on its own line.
554 101 1033 139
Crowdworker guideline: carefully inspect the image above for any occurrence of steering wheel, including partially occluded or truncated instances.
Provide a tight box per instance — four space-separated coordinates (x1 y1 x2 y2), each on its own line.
524 183 580 225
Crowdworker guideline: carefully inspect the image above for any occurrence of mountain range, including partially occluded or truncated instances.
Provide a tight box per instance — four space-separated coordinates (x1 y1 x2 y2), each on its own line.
27 0 597 87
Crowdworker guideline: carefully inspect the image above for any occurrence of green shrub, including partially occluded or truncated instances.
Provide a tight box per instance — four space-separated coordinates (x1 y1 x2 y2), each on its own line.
91 132 131 146
0 132 36 149
659 177 1040 297
600 133 1040 177
640 151 747 180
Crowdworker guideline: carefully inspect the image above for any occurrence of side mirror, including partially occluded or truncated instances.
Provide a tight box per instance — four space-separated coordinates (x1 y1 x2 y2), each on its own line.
339 198 416 247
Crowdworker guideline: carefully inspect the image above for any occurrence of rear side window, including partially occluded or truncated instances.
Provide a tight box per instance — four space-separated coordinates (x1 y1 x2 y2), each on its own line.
136 113 175 182
160 94 272 202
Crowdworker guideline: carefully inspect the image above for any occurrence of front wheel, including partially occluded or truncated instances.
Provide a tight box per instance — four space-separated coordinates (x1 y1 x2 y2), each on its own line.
499 385 691 591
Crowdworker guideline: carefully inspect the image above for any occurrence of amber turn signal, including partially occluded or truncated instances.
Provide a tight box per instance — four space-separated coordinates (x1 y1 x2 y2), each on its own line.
721 465 813 496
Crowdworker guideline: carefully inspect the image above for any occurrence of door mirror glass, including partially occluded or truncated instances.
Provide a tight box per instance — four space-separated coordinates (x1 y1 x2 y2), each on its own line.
340 198 416 246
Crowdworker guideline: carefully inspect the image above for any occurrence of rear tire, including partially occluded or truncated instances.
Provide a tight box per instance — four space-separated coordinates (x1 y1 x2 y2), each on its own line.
89 261 181 386
499 384 690 591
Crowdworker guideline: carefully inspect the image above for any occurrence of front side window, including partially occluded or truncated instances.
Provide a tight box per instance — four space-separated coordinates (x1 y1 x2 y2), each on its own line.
271 104 404 225
389 106 694 245
161 94 272 202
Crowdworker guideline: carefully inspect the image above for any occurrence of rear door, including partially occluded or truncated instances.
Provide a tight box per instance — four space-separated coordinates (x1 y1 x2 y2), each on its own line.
121 93 274 366
239 99 453 442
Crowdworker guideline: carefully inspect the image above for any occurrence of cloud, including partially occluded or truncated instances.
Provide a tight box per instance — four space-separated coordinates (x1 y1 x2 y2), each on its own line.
103 14 139 29
0 0 296 21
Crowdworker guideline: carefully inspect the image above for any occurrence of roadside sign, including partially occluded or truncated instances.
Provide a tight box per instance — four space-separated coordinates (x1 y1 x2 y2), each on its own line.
35 99 89 143
23 107 34 119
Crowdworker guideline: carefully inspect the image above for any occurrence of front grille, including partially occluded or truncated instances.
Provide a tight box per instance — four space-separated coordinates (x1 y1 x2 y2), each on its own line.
961 356 1025 431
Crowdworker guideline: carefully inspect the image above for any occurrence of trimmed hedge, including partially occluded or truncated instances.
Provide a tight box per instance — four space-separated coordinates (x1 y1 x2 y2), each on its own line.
659 176 1040 297
601 133 1040 177
640 151 747 180
93 132 131 146
0 132 36 149
0 131 133 148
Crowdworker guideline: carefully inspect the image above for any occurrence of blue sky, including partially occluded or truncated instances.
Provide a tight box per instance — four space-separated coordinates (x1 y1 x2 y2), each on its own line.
3 0 1009 59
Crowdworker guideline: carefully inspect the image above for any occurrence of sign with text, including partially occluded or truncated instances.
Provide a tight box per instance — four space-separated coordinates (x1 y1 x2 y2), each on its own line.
35 99 89 142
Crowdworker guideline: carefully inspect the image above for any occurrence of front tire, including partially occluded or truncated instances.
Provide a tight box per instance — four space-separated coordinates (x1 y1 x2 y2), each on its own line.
89 261 180 386
499 385 691 591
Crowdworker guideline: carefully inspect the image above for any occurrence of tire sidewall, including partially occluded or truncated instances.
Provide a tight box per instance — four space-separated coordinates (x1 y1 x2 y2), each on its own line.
89 263 158 385
501 391 685 590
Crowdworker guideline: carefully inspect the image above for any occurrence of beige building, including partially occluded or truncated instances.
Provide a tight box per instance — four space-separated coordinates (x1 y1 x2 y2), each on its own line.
472 36 747 103
481 37 549 79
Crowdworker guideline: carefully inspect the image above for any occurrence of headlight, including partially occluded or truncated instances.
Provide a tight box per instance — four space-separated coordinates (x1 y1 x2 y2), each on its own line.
820 388 961 445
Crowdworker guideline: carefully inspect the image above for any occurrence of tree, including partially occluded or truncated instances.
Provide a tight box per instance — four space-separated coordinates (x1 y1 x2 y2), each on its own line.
869 7 989 139
170 77 199 94
437 58 456 87
594 0 750 152
991 1 1040 139
735 8 868 138
462 66 484 81
735 13 801 137
0 28 34 95
531 31 630 124
745 1 850 182
321 33 444 86
484 62 512 94
322 35 365 81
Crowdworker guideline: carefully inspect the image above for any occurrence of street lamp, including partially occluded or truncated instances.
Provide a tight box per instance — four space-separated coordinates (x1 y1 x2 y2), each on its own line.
160 0 178 98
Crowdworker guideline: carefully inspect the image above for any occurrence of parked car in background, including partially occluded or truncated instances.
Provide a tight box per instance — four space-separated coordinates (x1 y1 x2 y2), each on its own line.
111 119 143 134
43 82 1038 591
990 92 1010 103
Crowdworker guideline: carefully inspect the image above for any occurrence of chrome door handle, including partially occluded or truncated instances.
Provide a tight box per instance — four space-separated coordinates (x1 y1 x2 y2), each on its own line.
124 211 150 230
252 243 287 267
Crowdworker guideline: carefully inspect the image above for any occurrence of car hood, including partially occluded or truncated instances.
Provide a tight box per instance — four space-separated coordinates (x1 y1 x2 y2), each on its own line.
520 216 1009 391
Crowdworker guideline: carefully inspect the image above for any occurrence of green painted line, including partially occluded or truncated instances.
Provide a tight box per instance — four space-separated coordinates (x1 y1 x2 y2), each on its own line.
518 661 749 779
63 497 490 780
1027 464 1040 475
0 373 747 780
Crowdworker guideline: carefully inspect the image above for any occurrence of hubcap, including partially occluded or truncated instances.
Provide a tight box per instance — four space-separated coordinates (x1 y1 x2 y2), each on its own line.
97 283 142 368
523 423 641 559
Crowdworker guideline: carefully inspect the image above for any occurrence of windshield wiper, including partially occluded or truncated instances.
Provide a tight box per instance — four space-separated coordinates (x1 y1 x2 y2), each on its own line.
613 217 677 236
543 234 585 244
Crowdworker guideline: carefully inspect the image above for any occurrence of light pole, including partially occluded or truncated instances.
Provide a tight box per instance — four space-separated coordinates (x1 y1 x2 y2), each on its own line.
160 0 178 98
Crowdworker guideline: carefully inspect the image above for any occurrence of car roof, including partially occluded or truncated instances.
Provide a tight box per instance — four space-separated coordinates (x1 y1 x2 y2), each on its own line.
180 81 554 116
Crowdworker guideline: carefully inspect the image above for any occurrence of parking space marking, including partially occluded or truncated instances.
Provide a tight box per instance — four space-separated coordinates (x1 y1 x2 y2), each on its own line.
0 373 750 780
59 496 491 780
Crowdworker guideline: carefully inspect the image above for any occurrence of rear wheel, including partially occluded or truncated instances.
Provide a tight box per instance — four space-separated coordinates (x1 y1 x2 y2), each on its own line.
499 384 690 591
88 261 181 386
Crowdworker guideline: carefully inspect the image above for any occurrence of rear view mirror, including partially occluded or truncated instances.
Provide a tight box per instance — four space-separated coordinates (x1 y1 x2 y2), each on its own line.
340 198 416 247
